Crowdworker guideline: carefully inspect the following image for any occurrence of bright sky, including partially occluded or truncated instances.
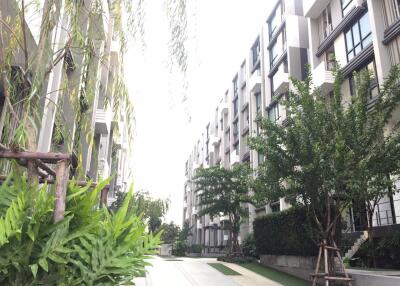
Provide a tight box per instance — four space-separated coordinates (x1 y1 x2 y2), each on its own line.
126 0 275 225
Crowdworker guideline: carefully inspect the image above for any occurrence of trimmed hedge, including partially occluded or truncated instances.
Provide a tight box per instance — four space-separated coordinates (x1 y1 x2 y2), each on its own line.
254 207 319 257
217 256 256 264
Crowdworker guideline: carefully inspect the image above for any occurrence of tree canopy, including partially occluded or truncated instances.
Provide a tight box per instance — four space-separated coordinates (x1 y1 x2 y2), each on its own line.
249 65 400 245
193 164 253 253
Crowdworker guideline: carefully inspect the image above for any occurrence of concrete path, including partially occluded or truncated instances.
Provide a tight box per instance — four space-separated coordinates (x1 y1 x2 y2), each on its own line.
133 256 283 286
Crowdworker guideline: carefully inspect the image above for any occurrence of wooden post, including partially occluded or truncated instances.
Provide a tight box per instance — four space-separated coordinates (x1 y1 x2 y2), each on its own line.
312 245 323 286
100 187 108 207
53 159 69 223
323 239 329 286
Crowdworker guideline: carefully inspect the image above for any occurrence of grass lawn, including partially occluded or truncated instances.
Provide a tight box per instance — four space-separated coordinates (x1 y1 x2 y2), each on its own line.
207 263 241 275
239 262 310 286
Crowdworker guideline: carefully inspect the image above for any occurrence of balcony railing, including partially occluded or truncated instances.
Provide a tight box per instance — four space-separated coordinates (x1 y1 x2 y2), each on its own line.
312 60 334 94
249 67 262 93
272 64 289 95
95 107 112 134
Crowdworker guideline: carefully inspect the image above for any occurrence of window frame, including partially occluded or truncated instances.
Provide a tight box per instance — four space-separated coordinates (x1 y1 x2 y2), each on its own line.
348 59 379 100
268 102 280 123
341 0 354 17
345 12 372 62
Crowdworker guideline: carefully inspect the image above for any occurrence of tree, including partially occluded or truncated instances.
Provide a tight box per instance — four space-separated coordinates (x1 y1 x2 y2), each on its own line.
111 190 170 233
249 66 400 284
193 164 253 254
160 222 180 244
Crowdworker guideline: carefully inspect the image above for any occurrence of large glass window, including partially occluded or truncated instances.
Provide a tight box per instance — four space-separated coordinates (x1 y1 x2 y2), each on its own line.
319 4 332 41
268 103 280 123
341 0 354 16
349 60 378 100
233 97 238 117
345 13 372 61
233 76 238 97
269 1 285 38
255 92 262 114
233 121 239 142
252 38 260 72
270 30 285 67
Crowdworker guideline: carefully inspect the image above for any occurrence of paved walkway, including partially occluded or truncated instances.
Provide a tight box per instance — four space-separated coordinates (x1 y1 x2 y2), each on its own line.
133 256 283 286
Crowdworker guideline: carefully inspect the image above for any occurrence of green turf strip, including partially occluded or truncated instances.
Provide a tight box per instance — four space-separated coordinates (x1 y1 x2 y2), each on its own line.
207 263 241 275
239 262 310 286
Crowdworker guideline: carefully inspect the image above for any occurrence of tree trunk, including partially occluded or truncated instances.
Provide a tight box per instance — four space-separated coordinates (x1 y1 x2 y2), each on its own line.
367 208 377 268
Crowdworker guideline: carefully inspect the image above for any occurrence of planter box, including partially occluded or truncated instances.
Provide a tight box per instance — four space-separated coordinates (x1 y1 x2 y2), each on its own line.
260 254 318 281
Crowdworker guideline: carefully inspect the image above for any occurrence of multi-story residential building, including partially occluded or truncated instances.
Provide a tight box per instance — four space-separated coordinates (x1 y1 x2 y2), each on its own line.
305 0 400 231
184 0 400 252
183 0 309 252
0 0 130 204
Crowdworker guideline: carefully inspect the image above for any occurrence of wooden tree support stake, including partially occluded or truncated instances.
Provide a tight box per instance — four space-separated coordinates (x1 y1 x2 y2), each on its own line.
53 159 69 223
311 241 353 286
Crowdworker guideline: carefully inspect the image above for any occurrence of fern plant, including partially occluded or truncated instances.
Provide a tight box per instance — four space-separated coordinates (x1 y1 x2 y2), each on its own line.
0 172 159 285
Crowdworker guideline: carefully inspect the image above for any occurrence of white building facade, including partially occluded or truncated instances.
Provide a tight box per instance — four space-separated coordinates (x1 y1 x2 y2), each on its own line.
184 0 400 252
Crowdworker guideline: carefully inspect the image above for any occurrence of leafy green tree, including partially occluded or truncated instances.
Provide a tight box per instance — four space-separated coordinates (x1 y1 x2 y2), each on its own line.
249 66 400 271
160 222 180 244
111 190 169 233
193 164 253 254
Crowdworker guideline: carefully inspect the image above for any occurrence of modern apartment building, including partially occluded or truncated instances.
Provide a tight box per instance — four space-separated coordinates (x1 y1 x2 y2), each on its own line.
0 0 130 204
184 0 400 252
183 0 309 252
305 0 400 231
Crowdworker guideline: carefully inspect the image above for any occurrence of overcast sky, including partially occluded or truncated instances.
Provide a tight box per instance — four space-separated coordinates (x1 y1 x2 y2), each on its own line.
126 0 275 225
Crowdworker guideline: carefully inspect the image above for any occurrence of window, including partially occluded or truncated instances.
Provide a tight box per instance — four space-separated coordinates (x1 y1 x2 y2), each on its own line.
233 76 239 97
319 4 332 41
345 13 372 61
255 92 262 114
325 46 335 71
341 0 354 16
258 152 264 165
252 38 260 72
269 1 285 38
395 0 400 20
240 61 246 84
233 121 239 142
233 97 238 117
242 107 249 129
349 60 379 100
268 103 280 123
270 29 286 67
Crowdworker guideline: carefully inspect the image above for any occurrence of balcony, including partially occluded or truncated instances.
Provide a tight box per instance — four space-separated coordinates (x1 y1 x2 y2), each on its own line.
95 108 112 134
230 151 240 165
248 68 262 93
304 0 332 18
272 64 289 96
313 61 334 95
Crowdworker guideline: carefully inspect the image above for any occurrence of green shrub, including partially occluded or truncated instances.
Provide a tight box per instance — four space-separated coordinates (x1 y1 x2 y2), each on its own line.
241 234 257 258
173 240 188 256
0 172 159 285
253 207 319 257
189 244 203 253
353 231 400 269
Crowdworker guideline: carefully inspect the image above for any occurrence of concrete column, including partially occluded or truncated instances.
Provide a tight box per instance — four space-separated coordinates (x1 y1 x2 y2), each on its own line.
37 2 69 152
367 0 392 84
